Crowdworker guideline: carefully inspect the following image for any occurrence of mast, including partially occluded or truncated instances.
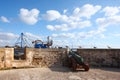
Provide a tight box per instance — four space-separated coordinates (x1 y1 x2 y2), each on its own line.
21 33 24 48
15 32 31 48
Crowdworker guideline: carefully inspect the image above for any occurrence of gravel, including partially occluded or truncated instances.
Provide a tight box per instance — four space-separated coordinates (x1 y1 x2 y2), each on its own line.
0 66 120 80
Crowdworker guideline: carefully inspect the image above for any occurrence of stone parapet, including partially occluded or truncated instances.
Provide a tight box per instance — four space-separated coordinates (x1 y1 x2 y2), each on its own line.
77 49 120 68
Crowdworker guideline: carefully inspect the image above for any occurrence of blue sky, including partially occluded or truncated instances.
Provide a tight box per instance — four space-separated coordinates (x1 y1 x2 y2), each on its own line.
0 0 120 48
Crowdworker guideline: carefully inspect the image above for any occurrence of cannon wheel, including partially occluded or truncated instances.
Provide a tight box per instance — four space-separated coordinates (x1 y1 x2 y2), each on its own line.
69 56 90 71
70 57 77 71
83 64 89 71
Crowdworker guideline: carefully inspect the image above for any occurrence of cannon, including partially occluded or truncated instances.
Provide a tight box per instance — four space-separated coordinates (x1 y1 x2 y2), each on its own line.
68 51 89 71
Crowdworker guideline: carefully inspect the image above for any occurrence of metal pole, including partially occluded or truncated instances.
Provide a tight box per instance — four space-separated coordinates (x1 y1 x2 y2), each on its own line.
21 33 24 48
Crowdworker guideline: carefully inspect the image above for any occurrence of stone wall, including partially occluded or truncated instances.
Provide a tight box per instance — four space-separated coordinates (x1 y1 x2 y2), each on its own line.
77 49 120 67
10 48 67 68
0 48 5 68
0 48 67 69
0 48 120 69
26 48 67 67
4 48 14 67
0 48 14 69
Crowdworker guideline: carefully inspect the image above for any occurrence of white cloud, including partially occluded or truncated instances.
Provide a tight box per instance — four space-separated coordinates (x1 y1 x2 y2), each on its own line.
47 20 91 31
81 4 101 18
51 29 104 40
0 16 10 23
68 15 81 22
102 7 119 16
43 10 61 21
73 7 80 16
19 8 40 25
46 25 55 31
1 4 120 48
96 6 120 33
45 4 101 31
96 15 120 28
73 4 101 19
52 33 75 38
61 4 101 22
63 9 67 14
99 34 106 38
52 39 69 47
24 32 41 40
0 32 18 46
59 15 69 22
68 20 91 29
51 30 107 48
113 33 120 37
0 32 18 40
47 24 69 31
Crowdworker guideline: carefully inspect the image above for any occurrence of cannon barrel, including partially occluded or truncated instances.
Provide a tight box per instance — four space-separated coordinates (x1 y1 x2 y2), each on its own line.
69 51 84 65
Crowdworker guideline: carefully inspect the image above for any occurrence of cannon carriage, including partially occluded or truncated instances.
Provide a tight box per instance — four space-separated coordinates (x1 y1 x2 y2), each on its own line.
68 51 89 71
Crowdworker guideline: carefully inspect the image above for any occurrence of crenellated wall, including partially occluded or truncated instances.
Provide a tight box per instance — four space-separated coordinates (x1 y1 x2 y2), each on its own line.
77 49 120 68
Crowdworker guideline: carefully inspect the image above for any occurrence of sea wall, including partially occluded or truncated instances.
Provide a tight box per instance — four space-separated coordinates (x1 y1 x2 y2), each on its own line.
77 49 120 68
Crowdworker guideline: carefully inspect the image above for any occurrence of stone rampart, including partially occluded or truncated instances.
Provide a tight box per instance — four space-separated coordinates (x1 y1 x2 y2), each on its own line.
0 48 120 69
0 48 14 69
0 48 67 69
26 48 66 67
77 49 120 67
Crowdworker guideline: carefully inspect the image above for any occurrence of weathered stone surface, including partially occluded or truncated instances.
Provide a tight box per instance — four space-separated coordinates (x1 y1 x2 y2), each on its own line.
12 60 29 68
0 48 14 68
1 48 120 69
0 48 5 68
77 49 120 67
0 48 67 68
4 48 14 68
28 48 66 67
